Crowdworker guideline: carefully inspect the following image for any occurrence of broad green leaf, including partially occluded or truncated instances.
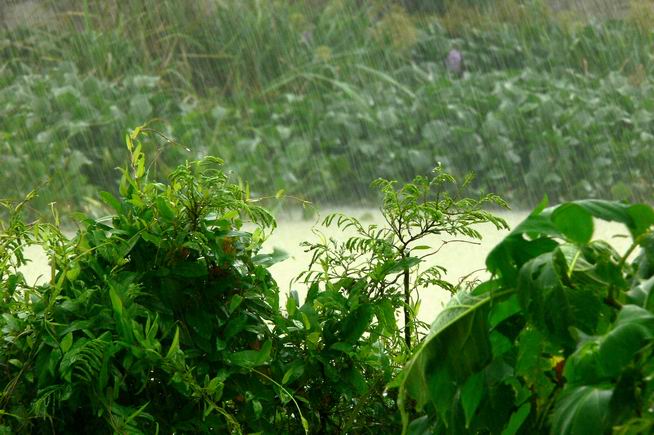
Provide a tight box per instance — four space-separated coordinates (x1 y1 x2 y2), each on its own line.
461 371 485 428
565 305 654 384
489 295 521 327
140 231 161 245
228 294 244 314
8 359 23 368
400 283 512 429
487 200 654 287
252 399 263 418
330 342 354 355
343 366 368 395
487 236 559 287
377 299 398 334
501 403 531 435
551 385 613 435
286 293 297 317
551 203 593 245
156 197 176 221
282 361 304 385
109 286 123 317
99 191 122 212
252 248 289 267
516 247 603 347
489 330 513 357
117 233 140 260
229 340 272 368
66 264 81 282
340 304 374 344
61 332 73 353
572 200 654 240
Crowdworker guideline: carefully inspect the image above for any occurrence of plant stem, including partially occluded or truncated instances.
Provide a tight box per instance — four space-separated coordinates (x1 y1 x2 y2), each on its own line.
403 268 411 349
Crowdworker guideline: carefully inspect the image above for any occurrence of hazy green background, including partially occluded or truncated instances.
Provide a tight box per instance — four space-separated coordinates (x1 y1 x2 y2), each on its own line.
2 0 653 218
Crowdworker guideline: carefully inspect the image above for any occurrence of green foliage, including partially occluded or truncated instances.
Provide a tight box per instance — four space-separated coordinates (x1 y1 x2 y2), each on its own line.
3 1 654 215
1 134 508 432
0 129 289 433
0 61 191 213
268 166 507 432
400 197 654 434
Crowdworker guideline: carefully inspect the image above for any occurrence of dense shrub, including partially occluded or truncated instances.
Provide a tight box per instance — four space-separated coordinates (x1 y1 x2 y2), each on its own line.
0 130 286 432
0 130 507 433
400 198 654 434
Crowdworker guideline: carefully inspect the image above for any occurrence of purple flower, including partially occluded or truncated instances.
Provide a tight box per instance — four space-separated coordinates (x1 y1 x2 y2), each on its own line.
445 49 463 75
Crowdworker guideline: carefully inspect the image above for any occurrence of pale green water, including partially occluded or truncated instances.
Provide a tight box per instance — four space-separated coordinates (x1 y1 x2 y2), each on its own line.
20 209 633 323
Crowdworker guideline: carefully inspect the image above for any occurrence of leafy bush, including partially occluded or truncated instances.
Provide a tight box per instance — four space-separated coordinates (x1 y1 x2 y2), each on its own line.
400 198 654 434
1 129 508 433
0 130 286 433
275 166 507 432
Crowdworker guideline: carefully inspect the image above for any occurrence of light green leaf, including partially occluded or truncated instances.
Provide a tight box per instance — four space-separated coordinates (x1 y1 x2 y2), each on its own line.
228 295 244 314
61 332 74 353
166 327 180 359
156 197 176 221
229 340 272 368
109 287 123 317
282 361 304 385
552 203 593 245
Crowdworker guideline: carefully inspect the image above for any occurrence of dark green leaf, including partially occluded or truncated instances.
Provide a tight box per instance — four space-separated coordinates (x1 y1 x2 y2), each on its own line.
551 386 613 435
229 340 272 368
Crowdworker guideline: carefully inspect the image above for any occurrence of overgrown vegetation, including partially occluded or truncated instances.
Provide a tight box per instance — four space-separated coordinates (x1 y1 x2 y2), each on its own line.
3 1 654 430
400 197 654 434
0 130 507 433
3 128 654 433
2 0 654 214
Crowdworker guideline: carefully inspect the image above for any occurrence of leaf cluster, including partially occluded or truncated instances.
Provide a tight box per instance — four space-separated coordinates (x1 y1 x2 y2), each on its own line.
1 135 510 433
274 165 507 431
0 130 288 433
400 197 654 434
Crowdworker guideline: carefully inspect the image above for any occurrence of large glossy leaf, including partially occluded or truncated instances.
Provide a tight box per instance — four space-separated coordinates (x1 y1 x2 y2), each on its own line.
516 247 603 347
551 385 613 435
551 203 593 245
565 305 654 384
569 201 654 240
400 281 513 431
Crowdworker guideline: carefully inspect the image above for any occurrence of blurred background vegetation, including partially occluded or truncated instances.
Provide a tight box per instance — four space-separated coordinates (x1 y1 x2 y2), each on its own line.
1 0 653 216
